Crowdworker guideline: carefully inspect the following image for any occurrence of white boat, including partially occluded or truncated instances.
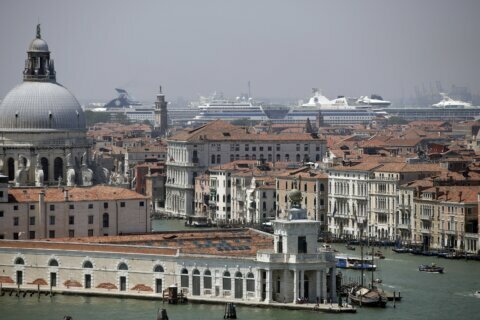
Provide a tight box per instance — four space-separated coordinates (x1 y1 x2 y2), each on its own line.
432 93 473 109
474 290 480 298
193 93 268 123
283 89 377 125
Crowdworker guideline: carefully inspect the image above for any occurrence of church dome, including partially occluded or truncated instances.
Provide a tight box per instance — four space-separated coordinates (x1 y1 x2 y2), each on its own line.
0 81 86 131
28 38 49 52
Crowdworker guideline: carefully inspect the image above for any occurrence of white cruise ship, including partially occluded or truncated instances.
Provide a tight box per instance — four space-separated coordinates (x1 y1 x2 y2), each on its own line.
282 89 377 125
432 93 473 109
193 93 268 123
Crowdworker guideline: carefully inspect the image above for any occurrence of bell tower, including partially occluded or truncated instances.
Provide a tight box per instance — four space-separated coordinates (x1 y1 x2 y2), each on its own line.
272 189 320 255
153 86 168 137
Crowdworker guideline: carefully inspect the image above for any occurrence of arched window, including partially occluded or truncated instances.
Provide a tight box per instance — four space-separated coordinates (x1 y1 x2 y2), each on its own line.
192 150 198 163
53 157 63 180
204 270 212 289
245 154 250 160
252 154 256 160
193 269 200 275
180 268 189 288
48 259 59 267
223 271 231 290
7 158 15 181
304 183 307 192
14 257 24 265
118 262 128 271
154 265 164 273
235 271 242 278
83 261 93 268
41 157 49 181
285 154 290 161
316 154 320 161
246 272 255 292
296 154 301 162
103 213 109 228
211 155 216 164
320 183 325 192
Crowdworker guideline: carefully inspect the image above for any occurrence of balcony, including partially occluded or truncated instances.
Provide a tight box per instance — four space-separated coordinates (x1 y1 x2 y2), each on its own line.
420 228 431 234
420 213 432 220
397 223 411 230
256 249 335 264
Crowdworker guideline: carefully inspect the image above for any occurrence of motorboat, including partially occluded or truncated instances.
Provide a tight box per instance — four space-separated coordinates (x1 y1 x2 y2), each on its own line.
392 247 410 253
419 263 444 274
345 243 356 251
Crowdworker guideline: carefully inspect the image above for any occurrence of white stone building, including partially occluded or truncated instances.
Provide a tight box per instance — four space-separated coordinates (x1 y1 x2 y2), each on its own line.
0 193 337 305
165 120 326 217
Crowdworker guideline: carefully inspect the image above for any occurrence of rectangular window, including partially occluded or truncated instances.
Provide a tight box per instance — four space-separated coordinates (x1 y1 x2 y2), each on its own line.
13 205 18 211
69 204 74 210
30 204 35 210
49 215 55 225
49 230 55 238
29 231 35 239
88 229 94 237
69 216 75 225
103 202 108 209
29 216 35 226
0 211 3 217
88 215 94 224
88 204 93 209
68 229 75 237
259 146 264 151
50 204 55 211
13 217 19 226
276 144 280 151
0 191 3 198
298 236 307 253
139 201 144 207
120 202 126 208
13 232 19 240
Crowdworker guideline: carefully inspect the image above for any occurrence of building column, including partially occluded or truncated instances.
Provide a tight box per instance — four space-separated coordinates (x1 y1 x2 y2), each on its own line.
293 269 298 303
256 269 262 301
316 270 321 303
265 269 272 303
283 269 288 303
321 270 327 302
299 270 304 299
330 267 337 302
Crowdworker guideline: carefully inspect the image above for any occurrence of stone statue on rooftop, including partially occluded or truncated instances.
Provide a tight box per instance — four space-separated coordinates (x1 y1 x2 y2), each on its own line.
35 154 44 187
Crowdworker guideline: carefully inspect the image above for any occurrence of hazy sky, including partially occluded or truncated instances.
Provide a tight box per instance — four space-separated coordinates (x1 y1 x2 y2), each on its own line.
1 0 479 103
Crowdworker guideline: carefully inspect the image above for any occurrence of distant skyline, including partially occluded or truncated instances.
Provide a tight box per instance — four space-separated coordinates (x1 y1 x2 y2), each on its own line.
1 0 479 104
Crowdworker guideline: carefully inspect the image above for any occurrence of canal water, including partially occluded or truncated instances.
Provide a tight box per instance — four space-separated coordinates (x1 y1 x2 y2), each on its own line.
1 220 479 320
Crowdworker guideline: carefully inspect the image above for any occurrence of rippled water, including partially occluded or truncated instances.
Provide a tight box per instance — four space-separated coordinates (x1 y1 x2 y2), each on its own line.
1 220 479 320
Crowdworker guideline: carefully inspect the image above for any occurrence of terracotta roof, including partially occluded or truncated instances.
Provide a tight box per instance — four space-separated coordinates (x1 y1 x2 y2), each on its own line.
53 229 273 258
8 186 147 203
375 163 442 173
0 240 177 256
330 162 382 172
168 120 324 142
421 186 480 203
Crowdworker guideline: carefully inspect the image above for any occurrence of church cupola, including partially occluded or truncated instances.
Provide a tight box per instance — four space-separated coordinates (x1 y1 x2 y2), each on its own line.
23 24 56 82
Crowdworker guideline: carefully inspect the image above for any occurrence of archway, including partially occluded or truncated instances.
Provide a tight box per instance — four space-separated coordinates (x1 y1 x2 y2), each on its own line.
7 158 14 181
234 271 243 299
41 157 49 181
192 269 200 296
54 157 63 180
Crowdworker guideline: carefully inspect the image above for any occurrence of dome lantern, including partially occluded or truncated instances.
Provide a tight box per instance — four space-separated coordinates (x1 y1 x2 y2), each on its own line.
23 24 56 82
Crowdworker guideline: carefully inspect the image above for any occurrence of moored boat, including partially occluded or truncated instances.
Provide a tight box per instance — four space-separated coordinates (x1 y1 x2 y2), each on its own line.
348 287 387 308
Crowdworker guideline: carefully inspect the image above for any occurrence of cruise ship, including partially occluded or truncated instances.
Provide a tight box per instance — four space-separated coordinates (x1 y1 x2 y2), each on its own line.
193 93 268 123
432 93 472 109
280 89 377 125
83 88 155 123
385 94 480 121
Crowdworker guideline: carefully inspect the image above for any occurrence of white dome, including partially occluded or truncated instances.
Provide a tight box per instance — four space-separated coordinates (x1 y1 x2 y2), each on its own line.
0 82 86 131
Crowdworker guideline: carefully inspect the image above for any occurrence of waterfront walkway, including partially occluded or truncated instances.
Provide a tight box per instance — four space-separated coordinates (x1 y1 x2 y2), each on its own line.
0 284 356 314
